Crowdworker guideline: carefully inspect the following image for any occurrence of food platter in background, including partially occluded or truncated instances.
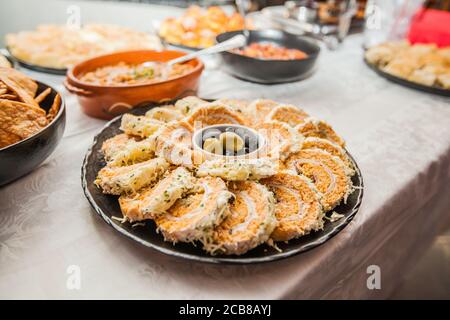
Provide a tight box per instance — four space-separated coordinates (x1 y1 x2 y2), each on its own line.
158 5 249 51
5 24 163 74
5 48 68 75
364 59 450 97
364 41 450 97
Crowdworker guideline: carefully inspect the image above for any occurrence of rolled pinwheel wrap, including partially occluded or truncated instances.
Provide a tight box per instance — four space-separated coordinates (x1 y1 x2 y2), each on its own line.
246 99 280 126
156 176 233 243
155 121 196 168
301 137 354 175
284 149 353 212
261 172 324 242
265 104 310 127
205 181 277 255
186 103 248 127
145 106 183 123
119 167 195 221
95 157 169 195
256 121 303 160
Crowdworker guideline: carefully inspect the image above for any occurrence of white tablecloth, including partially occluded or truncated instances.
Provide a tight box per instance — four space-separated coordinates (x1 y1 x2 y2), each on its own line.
1 0 450 299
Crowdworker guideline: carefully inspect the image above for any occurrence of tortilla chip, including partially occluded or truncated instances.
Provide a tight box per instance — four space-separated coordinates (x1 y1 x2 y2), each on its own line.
47 93 61 122
0 94 18 100
35 87 51 104
0 67 38 101
0 127 22 148
0 75 38 107
0 99 47 147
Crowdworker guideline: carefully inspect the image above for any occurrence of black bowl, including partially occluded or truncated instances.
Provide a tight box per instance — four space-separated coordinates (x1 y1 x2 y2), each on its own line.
216 30 320 84
0 81 66 186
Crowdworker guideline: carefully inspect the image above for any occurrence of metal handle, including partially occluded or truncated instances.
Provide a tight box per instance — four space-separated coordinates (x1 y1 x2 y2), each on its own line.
236 0 250 40
168 34 247 66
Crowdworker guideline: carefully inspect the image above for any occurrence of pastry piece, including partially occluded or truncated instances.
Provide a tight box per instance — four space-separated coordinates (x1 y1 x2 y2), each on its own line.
284 149 352 211
408 68 437 86
365 45 395 66
156 176 233 243
260 172 324 241
205 180 276 255
95 157 169 195
437 73 450 89
382 58 416 78
119 167 195 221
296 118 345 147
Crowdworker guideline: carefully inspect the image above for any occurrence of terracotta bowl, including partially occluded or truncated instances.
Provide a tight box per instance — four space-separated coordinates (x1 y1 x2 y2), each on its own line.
65 50 204 120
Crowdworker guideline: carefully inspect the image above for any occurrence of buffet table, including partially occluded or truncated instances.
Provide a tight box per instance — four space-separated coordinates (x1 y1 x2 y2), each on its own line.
1 0 450 299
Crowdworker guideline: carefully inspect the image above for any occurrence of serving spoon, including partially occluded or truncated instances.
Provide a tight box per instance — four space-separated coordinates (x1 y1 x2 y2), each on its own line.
141 34 247 71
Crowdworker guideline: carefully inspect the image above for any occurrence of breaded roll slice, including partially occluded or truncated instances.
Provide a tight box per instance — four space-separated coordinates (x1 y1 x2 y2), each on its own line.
119 167 195 222
261 172 324 242
265 104 309 127
174 96 208 115
296 117 345 147
247 99 279 126
155 121 196 168
101 134 157 167
285 149 352 211
205 181 276 255
95 157 169 195
186 103 248 127
120 113 164 138
145 106 183 123
156 176 233 243
256 121 303 160
301 137 354 175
